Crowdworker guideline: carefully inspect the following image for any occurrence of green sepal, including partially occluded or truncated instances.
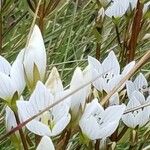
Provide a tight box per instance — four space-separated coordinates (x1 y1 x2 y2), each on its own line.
10 133 21 150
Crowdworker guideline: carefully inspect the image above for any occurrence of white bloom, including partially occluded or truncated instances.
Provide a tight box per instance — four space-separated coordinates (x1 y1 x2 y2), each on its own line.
126 73 148 99
143 1 150 14
45 67 63 94
70 67 87 119
122 91 150 128
45 67 71 106
17 81 71 136
5 106 17 131
79 99 126 140
0 51 25 101
23 25 46 89
36 136 55 150
105 0 137 18
88 51 135 93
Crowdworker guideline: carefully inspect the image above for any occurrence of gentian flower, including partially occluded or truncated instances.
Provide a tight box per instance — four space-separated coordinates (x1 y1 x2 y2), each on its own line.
88 51 135 93
69 67 87 121
126 73 149 99
105 0 138 18
79 99 126 140
23 25 46 89
17 81 71 136
0 51 25 102
122 91 150 128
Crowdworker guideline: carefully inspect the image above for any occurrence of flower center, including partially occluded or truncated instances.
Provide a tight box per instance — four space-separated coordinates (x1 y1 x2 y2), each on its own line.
38 111 55 130
92 112 103 125
103 72 114 83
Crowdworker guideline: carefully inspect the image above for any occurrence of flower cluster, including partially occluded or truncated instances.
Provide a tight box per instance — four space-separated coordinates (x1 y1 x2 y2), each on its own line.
1 25 150 149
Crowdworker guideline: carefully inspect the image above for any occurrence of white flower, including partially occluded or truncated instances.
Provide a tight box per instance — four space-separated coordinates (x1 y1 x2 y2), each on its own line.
36 136 55 150
88 51 135 93
105 0 137 18
5 106 17 131
122 91 150 128
45 67 64 94
69 67 87 119
79 99 126 140
45 67 71 107
143 1 150 14
0 51 25 101
126 73 148 99
17 81 71 136
23 25 46 89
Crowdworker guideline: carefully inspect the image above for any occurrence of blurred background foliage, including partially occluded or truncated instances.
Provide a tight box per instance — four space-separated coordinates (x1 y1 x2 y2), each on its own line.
0 0 150 149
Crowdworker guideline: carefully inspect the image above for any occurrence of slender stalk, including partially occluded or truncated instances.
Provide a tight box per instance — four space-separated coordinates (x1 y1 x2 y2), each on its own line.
127 0 143 62
129 129 138 149
114 23 122 50
14 112 28 150
116 126 128 141
95 139 100 150
96 43 101 60
35 134 41 147
110 128 118 142
62 129 71 150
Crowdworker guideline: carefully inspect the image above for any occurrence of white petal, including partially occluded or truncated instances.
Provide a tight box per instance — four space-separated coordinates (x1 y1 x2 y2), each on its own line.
17 101 32 121
29 81 54 112
109 93 119 106
83 65 92 97
88 56 104 91
10 50 26 96
26 120 51 136
131 91 145 104
79 115 101 140
24 25 46 86
102 51 120 75
5 106 17 131
138 109 149 127
70 67 86 116
122 96 141 128
45 67 63 94
0 56 11 75
103 75 122 93
122 61 135 77
105 0 129 18
128 0 138 9
143 1 150 14
0 73 15 100
101 104 126 123
97 121 119 139
79 99 104 140
126 81 136 99
36 136 55 150
134 73 148 91
51 114 71 136
82 99 104 119
88 56 103 74
122 113 137 128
